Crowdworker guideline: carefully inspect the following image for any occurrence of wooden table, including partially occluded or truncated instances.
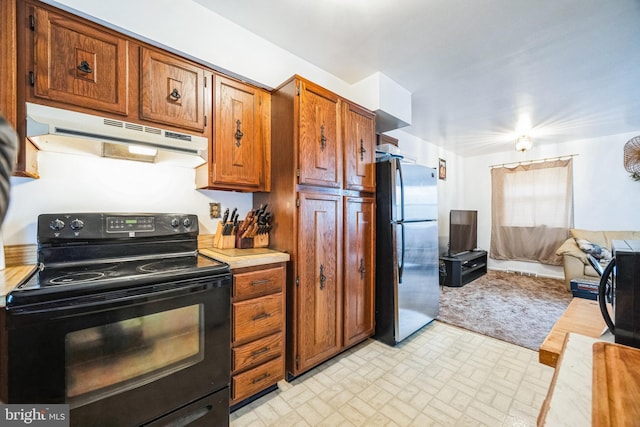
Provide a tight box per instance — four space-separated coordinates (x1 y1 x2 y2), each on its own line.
539 298 607 367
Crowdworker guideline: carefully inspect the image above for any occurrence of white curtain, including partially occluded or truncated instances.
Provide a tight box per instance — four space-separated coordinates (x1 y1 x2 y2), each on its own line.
490 159 573 265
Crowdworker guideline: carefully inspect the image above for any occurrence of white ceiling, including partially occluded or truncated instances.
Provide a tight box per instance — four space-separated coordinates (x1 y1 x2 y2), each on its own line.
194 0 640 156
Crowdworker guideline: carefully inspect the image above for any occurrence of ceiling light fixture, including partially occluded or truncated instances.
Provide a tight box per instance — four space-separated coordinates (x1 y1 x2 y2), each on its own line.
515 135 532 152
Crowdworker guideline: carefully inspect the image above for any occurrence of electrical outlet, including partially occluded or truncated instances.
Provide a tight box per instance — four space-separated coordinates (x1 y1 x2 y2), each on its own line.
209 202 221 219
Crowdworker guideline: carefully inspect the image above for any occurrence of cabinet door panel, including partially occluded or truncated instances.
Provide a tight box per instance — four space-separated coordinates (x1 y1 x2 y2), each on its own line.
31 5 128 115
298 82 341 188
214 76 262 188
344 103 375 192
296 192 342 372
344 197 375 347
140 48 205 131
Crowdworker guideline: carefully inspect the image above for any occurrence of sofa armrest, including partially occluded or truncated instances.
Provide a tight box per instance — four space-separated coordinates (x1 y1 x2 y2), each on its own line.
561 254 588 290
556 238 588 262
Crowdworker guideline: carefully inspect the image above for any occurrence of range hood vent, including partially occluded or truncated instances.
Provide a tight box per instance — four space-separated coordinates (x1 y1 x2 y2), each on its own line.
26 103 208 167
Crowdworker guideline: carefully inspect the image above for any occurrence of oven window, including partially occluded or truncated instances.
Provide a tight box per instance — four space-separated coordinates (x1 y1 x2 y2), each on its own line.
65 304 203 408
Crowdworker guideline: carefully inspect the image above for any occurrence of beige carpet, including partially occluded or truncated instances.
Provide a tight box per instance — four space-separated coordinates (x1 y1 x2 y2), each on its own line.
437 269 573 350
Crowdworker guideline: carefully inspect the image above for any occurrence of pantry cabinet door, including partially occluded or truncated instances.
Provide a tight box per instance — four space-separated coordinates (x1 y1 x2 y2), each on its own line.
344 102 375 192
343 196 375 347
298 80 341 188
295 192 342 374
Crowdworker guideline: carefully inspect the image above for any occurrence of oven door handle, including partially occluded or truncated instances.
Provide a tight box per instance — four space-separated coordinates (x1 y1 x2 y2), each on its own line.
7 277 229 322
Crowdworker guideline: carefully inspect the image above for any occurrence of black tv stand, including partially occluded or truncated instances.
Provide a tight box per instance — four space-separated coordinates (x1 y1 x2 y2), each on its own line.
440 250 487 287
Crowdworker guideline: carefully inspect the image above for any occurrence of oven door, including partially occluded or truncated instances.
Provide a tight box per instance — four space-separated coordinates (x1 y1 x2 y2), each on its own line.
6 276 230 427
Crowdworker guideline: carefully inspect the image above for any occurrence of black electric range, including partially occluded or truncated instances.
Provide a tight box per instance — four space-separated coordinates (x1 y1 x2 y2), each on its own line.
5 212 231 427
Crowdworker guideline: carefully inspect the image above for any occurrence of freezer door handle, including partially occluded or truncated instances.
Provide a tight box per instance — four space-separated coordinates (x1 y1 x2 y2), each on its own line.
397 159 405 222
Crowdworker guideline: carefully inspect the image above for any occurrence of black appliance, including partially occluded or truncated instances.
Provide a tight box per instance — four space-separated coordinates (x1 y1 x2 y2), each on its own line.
4 213 231 426
593 239 640 349
375 157 439 345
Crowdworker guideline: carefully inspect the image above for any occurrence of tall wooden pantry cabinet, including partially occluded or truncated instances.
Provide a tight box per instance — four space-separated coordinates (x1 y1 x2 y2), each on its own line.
255 75 376 378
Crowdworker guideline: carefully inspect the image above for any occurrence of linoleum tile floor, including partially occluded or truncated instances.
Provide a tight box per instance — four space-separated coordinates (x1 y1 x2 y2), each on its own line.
230 321 554 427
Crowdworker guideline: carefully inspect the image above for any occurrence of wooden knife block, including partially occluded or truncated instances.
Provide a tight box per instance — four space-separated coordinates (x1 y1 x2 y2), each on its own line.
214 222 235 249
253 233 269 248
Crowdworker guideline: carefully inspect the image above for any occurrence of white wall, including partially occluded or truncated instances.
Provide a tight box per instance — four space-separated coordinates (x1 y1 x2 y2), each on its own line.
5 152 252 244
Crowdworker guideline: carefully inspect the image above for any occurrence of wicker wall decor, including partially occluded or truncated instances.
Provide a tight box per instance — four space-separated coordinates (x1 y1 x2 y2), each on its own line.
624 135 640 180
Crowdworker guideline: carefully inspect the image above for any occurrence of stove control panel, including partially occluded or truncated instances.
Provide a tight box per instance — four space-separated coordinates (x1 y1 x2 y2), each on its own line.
106 216 155 233
38 213 199 242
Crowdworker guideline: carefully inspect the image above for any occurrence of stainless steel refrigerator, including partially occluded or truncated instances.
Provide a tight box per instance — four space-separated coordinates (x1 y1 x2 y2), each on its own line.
374 156 439 345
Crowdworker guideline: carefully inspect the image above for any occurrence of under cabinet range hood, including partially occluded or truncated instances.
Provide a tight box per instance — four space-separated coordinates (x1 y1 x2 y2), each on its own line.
26 103 208 167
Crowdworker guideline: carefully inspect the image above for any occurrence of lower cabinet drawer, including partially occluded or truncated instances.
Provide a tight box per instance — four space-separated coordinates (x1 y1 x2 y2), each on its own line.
233 293 283 344
232 356 284 403
233 332 283 372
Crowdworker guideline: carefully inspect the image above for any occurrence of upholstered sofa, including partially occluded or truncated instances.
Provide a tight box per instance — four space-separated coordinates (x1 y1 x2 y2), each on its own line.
556 229 640 290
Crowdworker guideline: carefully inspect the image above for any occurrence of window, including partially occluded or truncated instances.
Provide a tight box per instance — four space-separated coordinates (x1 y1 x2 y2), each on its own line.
490 159 573 264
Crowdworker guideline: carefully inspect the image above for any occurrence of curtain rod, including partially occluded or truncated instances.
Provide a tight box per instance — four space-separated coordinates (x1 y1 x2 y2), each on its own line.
489 154 578 169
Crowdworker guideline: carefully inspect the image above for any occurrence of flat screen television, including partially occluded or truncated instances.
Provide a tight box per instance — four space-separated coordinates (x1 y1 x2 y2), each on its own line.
448 210 478 256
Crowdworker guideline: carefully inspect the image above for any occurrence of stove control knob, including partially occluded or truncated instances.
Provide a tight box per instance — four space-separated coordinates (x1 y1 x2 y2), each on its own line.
170 218 180 228
182 217 192 228
49 218 65 231
70 218 84 230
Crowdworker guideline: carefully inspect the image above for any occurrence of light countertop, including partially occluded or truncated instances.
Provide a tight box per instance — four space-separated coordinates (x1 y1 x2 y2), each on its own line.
200 247 290 270
0 248 289 308
0 265 37 307
539 331 615 426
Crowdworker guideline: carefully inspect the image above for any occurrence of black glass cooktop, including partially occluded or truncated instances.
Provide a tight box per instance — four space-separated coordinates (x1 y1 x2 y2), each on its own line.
8 254 229 307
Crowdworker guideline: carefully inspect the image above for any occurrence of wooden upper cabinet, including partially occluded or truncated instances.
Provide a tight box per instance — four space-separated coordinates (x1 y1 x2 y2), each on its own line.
29 3 128 115
344 102 375 192
343 196 375 348
298 80 341 188
211 75 270 190
140 47 206 132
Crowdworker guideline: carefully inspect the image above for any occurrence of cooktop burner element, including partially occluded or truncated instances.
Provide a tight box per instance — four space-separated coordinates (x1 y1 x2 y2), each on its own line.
49 272 106 284
8 213 230 308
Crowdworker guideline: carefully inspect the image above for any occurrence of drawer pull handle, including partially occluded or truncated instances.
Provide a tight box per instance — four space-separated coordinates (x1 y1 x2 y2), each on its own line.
169 88 181 100
252 312 272 321
77 60 93 74
251 373 271 384
359 138 367 161
251 347 271 357
251 279 271 286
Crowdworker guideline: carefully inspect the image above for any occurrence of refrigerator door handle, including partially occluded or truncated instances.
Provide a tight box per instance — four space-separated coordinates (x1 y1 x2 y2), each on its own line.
398 222 405 284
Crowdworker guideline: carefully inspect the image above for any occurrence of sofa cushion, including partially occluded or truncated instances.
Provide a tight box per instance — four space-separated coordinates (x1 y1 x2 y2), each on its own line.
575 238 612 260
